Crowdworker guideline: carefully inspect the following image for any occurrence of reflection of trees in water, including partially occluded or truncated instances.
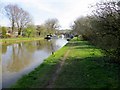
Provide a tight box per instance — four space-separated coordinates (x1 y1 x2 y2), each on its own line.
35 40 47 50
2 45 7 54
0 45 2 62
43 39 57 53
3 39 62 72
50 40 56 55
23 42 38 53
34 39 57 53
6 43 33 72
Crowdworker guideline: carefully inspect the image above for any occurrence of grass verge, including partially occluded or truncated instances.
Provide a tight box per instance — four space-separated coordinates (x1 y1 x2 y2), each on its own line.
11 37 119 88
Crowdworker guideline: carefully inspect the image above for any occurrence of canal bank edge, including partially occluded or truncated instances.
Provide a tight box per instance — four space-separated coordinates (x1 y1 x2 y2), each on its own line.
11 37 119 88
0 37 44 45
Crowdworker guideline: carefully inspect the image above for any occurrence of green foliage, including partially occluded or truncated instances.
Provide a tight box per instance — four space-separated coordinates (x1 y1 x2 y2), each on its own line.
24 25 36 37
2 27 7 38
72 1 120 63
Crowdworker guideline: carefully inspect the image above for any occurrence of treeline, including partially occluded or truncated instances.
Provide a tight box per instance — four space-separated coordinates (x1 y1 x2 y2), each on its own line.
0 4 60 38
72 1 120 63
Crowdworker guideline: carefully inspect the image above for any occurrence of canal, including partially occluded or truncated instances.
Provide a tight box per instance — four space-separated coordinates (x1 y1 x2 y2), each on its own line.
2 38 67 88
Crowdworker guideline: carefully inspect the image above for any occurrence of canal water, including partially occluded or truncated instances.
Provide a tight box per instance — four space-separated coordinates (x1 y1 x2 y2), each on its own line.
1 38 67 88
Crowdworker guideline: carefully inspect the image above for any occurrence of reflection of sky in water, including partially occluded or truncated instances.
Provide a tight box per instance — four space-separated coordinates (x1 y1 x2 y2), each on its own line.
55 39 68 47
2 50 50 88
2 38 67 88
2 45 12 65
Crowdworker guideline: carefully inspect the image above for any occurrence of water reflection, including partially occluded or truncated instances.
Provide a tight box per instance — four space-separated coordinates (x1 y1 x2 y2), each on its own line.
2 38 67 88
0 44 2 90
2 45 7 54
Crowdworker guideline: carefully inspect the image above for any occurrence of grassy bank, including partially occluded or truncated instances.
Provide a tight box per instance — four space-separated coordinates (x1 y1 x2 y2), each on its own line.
11 37 119 88
0 37 43 45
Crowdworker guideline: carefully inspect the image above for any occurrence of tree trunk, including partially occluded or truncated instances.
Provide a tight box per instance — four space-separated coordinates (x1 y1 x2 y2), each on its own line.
18 29 20 35
12 21 15 33
18 28 22 36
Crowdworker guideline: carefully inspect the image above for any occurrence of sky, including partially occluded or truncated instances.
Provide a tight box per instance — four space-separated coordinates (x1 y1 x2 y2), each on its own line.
0 0 115 29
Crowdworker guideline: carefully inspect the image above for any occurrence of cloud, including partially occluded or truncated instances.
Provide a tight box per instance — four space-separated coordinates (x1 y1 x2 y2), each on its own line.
0 0 112 29
54 0 97 28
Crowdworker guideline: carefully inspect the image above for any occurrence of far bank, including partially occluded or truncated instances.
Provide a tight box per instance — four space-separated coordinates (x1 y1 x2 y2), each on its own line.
0 37 44 45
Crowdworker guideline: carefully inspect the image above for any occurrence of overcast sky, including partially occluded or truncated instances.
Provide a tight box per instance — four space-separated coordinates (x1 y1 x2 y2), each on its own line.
0 0 114 29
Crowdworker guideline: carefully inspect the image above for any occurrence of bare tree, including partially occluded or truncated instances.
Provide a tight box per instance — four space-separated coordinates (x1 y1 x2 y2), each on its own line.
4 4 16 33
44 18 60 34
4 4 32 35
15 8 32 35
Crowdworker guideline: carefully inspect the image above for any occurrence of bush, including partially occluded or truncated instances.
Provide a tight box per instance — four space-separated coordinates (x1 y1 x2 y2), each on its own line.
72 1 120 63
2 27 7 38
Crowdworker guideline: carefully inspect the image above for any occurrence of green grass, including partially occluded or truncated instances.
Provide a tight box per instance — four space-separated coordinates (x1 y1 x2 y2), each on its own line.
54 38 119 88
55 58 119 88
0 37 43 45
11 37 119 88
